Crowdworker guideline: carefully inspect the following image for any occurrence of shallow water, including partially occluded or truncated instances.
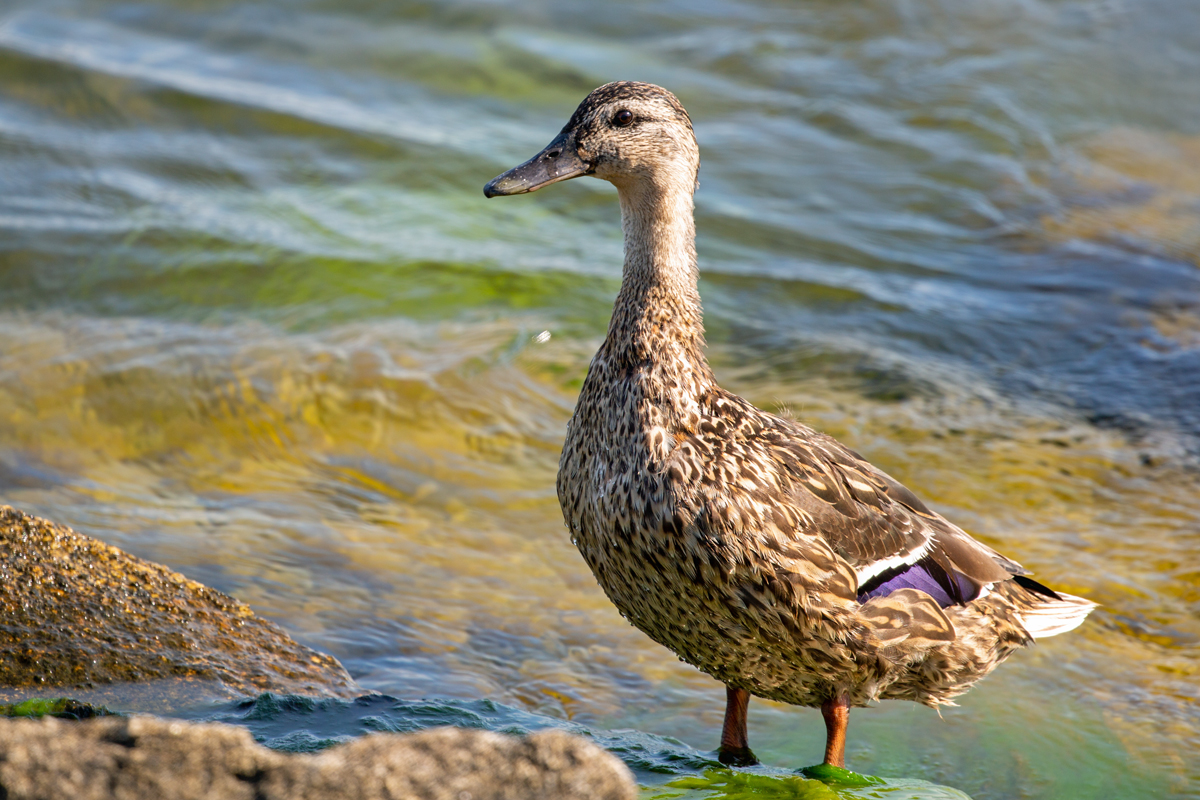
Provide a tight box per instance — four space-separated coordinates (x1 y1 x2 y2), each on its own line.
1 0 1198 797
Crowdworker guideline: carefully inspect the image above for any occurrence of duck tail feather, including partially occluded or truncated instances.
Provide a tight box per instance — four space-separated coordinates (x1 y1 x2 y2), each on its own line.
1012 574 1062 601
1016 591 1097 640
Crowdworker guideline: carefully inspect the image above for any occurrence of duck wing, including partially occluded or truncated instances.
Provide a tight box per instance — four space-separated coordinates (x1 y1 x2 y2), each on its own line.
706 391 1022 604
782 425 1022 601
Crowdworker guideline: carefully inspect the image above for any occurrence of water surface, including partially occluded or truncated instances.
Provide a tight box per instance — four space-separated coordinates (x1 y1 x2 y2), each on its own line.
1 0 1198 797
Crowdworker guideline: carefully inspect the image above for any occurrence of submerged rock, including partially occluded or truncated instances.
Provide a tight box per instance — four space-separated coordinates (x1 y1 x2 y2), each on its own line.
0 697 111 720
0 715 637 800
0 506 358 699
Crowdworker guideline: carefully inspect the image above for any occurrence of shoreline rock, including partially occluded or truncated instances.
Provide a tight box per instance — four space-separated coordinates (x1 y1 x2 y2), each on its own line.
0 505 358 700
0 714 637 800
0 697 111 720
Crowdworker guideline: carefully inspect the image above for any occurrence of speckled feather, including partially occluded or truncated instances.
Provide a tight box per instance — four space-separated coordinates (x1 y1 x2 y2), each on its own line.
526 82 1096 710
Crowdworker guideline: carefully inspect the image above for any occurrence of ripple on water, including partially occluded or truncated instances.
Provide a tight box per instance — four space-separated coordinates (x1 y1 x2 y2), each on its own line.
182 693 973 799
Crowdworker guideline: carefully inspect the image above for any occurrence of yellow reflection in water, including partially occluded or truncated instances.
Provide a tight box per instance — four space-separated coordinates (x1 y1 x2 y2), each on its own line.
1042 128 1200 266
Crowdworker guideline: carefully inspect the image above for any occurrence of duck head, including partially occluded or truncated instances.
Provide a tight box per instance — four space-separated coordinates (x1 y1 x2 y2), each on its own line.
483 81 699 198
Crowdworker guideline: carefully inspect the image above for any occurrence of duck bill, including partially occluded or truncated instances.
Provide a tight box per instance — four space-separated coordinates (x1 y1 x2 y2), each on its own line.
483 131 590 197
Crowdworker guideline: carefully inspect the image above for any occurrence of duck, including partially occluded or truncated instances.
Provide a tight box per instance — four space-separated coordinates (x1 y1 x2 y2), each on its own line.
483 81 1096 770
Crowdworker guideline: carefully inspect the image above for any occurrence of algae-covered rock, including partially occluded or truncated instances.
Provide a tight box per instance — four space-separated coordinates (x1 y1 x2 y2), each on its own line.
0 715 637 800
0 698 111 720
0 506 357 699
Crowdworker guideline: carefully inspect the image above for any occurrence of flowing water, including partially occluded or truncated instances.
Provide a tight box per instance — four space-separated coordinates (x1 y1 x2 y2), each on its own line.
1 0 1198 797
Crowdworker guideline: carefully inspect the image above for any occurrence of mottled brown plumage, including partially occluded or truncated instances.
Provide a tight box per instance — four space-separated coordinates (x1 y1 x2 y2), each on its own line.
484 81 1096 768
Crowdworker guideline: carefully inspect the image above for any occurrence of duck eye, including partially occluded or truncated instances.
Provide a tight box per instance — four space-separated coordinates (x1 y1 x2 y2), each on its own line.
613 109 634 127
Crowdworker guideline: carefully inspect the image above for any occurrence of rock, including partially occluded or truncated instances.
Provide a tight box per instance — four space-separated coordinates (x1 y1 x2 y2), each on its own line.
0 715 638 800
264 724 638 800
0 697 111 720
0 505 358 699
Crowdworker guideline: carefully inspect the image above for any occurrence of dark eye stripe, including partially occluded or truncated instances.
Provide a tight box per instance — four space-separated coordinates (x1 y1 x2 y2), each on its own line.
614 109 634 127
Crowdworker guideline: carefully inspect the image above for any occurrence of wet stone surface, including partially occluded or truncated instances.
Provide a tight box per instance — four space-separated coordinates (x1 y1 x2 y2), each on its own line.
0 714 638 800
0 506 358 699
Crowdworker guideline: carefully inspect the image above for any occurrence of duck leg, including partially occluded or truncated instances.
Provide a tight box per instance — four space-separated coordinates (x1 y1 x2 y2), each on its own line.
717 686 759 766
820 693 850 767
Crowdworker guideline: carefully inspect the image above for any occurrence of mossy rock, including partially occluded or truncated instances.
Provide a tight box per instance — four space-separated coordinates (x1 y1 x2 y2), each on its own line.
649 767 971 799
0 697 112 720
0 506 358 699
797 763 884 788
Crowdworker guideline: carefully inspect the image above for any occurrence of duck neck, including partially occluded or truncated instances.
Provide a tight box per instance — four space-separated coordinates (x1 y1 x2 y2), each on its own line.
605 179 712 389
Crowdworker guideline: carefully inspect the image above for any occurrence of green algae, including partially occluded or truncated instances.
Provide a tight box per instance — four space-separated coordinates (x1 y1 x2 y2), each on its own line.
796 765 884 789
0 698 112 720
649 769 837 800
643 767 968 800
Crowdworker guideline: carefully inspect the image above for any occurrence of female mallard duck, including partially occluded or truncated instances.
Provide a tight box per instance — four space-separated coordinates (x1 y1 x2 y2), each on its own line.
484 81 1095 769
